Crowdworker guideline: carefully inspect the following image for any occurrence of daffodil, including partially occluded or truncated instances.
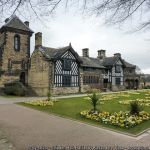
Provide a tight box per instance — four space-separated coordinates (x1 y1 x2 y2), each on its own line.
80 110 150 128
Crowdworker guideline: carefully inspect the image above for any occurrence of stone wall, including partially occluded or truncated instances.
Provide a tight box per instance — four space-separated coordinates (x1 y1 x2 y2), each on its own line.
111 85 125 91
2 31 29 71
52 87 80 95
0 32 5 47
0 75 19 87
28 49 51 96
0 31 29 86
80 84 91 93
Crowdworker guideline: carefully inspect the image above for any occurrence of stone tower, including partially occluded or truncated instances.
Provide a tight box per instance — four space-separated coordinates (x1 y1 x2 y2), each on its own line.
0 15 33 86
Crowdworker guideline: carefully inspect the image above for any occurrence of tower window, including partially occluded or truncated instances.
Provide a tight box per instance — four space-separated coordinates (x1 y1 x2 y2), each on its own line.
14 34 20 51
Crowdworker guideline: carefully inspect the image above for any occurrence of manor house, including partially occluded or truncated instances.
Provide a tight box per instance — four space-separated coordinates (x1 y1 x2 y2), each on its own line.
0 15 142 96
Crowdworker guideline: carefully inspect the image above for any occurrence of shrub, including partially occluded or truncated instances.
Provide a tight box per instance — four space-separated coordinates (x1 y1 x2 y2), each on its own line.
4 82 26 96
88 93 100 113
47 91 51 101
129 100 143 115
144 86 150 89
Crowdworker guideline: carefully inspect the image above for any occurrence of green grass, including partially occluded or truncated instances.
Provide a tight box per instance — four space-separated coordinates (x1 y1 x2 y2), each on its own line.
19 89 150 135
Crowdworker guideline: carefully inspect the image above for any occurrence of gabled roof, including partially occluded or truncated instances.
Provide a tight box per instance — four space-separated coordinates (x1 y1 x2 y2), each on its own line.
35 44 136 70
102 56 136 69
38 44 82 63
103 57 118 66
122 59 136 68
0 15 33 33
80 57 105 69
103 56 125 67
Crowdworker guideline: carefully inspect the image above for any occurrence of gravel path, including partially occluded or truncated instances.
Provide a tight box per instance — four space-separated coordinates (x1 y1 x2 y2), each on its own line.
0 104 149 150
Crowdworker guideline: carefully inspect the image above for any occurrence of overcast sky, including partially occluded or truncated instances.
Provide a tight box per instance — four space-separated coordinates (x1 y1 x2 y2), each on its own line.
23 6 150 74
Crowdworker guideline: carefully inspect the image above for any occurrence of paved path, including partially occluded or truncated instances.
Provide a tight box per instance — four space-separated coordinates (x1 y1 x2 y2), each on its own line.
0 94 88 104
0 130 15 150
0 104 150 150
0 89 147 104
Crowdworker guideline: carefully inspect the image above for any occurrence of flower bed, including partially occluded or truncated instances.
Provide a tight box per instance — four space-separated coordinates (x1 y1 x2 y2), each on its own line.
119 99 150 106
83 97 105 104
25 100 54 106
101 95 118 101
80 110 150 128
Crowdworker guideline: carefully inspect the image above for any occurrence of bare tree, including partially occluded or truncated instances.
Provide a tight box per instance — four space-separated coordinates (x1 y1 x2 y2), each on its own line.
0 0 63 22
0 0 150 30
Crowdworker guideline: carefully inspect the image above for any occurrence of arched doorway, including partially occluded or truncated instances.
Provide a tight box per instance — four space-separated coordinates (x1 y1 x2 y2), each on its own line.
20 72 25 85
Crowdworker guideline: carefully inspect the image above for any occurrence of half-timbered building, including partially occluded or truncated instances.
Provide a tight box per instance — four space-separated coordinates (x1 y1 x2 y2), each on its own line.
28 32 82 95
79 49 142 93
0 16 143 96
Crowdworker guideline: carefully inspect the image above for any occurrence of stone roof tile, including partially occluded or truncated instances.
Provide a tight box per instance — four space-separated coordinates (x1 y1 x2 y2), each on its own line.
1 15 33 33
38 45 82 63
80 57 105 69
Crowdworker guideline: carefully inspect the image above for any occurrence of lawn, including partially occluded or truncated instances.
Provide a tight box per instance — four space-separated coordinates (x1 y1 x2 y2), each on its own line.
19 89 150 135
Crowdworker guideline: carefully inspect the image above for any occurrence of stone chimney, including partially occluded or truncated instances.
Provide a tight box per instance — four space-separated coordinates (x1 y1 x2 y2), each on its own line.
114 53 121 58
35 32 42 47
82 48 89 57
5 18 9 23
24 21 29 27
97 50 106 59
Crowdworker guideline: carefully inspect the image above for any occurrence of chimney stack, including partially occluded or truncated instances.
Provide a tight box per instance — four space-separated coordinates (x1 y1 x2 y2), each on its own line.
24 21 29 27
114 53 121 58
82 48 89 57
97 50 106 59
35 32 42 47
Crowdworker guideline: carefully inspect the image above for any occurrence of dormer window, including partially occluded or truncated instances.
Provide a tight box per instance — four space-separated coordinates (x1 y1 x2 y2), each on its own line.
14 34 20 51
